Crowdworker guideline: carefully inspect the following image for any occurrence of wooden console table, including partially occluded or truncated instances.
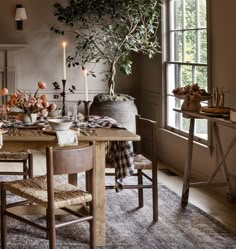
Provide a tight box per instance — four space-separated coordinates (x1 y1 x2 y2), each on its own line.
174 109 236 206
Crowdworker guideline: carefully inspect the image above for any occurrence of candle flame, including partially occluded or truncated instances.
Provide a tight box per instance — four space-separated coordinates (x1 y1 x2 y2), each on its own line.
62 42 66 47
84 69 88 75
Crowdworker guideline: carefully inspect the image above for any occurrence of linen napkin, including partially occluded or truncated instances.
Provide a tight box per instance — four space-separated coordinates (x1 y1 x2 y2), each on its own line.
56 130 78 146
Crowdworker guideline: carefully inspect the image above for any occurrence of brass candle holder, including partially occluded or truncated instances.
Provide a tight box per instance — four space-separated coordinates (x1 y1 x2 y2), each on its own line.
83 100 90 122
61 79 66 117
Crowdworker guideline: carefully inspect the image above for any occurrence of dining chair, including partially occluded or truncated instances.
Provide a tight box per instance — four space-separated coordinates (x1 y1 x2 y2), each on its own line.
1 143 96 249
0 150 33 179
105 115 158 221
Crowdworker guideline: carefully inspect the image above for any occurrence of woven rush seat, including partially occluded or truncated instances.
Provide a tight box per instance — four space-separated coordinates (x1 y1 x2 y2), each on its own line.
134 154 152 169
0 150 33 179
4 175 92 209
106 154 152 170
0 151 30 161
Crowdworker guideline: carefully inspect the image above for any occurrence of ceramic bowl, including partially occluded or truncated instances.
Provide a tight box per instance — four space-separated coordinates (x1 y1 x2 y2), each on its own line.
230 109 236 122
48 119 72 131
48 109 61 118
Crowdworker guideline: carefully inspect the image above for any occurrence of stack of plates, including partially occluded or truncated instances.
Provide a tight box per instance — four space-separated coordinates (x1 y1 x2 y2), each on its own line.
200 106 230 117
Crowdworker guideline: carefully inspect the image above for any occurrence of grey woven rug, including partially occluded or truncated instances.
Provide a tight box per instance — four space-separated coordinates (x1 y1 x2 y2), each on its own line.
1 176 236 249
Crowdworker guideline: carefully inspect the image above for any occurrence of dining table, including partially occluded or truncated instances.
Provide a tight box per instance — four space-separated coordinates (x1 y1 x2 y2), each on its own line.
1 123 140 246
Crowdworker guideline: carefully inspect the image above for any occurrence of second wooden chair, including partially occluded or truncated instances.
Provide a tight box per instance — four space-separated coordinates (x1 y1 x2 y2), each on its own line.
106 115 158 221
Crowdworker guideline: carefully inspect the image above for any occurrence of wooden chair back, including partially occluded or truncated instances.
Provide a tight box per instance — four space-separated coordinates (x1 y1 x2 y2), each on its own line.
135 115 157 164
47 145 95 175
46 143 96 211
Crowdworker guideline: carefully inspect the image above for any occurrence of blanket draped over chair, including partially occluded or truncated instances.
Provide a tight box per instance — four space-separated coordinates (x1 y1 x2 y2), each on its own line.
87 115 134 188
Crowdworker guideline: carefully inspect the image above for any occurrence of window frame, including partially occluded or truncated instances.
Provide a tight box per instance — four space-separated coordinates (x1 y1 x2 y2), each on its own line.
162 0 212 145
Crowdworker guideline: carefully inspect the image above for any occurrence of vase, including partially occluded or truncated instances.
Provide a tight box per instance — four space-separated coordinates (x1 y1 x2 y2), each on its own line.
181 97 201 111
17 113 38 124
90 98 138 133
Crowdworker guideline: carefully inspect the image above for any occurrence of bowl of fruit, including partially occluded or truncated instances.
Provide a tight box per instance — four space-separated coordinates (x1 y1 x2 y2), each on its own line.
172 83 211 111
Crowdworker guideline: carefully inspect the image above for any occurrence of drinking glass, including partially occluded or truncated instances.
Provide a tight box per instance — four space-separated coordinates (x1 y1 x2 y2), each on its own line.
67 103 77 121
0 105 7 122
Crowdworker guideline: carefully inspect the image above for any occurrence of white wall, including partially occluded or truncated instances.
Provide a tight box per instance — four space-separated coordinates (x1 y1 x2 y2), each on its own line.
0 1 141 172
0 0 138 103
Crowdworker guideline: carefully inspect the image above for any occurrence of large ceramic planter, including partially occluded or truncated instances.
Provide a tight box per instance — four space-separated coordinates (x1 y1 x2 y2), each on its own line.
90 98 138 133
17 113 38 124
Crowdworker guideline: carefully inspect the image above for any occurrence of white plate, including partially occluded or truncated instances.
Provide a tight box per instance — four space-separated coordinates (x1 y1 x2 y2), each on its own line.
18 125 39 129
42 127 78 134
0 129 8 134
200 111 229 118
42 127 56 134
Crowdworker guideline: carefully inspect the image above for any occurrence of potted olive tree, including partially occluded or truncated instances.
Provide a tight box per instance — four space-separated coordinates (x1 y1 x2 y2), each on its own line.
51 0 161 131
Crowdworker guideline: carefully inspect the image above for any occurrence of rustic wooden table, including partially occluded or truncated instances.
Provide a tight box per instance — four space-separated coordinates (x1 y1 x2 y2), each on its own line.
2 127 140 246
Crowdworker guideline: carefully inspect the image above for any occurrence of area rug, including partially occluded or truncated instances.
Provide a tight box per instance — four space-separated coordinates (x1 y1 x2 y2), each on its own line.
1 176 236 249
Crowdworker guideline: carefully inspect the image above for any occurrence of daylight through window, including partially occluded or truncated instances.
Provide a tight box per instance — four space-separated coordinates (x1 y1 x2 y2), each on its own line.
165 0 208 141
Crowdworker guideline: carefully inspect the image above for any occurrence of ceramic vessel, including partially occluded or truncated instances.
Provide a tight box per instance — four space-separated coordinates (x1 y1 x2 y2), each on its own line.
230 110 236 122
48 118 72 131
90 99 138 133
181 96 201 111
17 113 38 124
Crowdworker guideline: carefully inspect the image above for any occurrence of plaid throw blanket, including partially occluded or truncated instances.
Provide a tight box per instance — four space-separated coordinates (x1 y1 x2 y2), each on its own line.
87 116 134 189
87 115 124 129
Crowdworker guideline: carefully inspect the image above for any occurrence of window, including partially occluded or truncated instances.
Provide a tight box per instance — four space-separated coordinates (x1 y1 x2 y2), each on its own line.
165 0 209 141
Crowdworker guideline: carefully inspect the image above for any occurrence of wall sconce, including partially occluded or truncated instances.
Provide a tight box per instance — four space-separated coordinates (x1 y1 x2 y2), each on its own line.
15 4 27 30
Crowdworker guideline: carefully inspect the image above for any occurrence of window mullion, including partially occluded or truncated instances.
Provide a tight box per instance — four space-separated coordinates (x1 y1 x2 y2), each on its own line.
196 0 200 63
192 65 196 83
182 0 186 62
179 64 182 87
169 0 175 61
179 64 183 130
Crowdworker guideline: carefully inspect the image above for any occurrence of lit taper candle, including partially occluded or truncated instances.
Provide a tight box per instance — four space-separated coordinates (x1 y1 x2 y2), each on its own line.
84 68 88 101
62 42 67 80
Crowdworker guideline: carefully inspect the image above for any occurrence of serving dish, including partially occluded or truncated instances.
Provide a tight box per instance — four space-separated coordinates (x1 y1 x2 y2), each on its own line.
174 95 212 101
42 127 56 134
42 127 79 134
200 111 229 118
47 119 72 131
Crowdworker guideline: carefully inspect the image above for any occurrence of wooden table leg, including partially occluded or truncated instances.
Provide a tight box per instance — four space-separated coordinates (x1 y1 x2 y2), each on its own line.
181 118 195 206
95 141 106 246
68 142 106 246
68 174 78 186
212 123 234 199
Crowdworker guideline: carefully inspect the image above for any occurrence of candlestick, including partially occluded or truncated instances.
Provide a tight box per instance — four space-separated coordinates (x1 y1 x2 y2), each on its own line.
61 79 66 117
84 69 88 101
62 42 67 80
83 100 90 122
